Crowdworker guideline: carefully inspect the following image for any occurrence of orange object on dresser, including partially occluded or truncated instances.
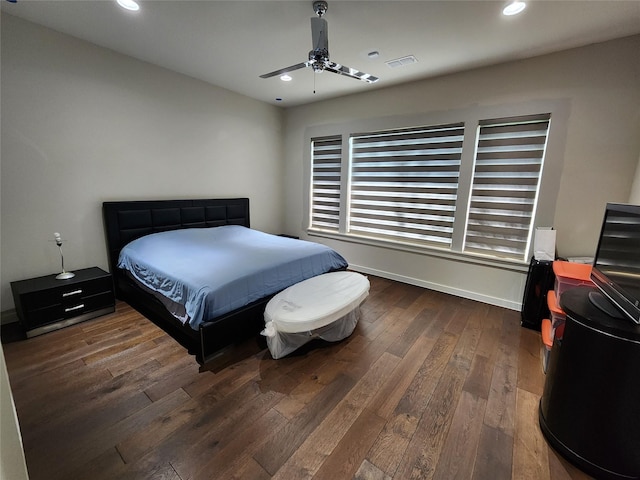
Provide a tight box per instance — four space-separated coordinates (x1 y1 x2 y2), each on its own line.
553 261 593 303
540 318 554 372
541 318 554 348
547 290 566 339
540 261 594 373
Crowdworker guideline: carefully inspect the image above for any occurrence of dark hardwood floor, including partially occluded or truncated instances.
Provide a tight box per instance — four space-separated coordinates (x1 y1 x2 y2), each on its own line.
2 275 593 480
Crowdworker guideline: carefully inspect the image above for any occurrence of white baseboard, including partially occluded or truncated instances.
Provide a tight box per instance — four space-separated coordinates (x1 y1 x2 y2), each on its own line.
349 264 522 312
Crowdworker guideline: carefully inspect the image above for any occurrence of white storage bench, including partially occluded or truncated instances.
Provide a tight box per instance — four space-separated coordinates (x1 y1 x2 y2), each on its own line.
261 271 370 359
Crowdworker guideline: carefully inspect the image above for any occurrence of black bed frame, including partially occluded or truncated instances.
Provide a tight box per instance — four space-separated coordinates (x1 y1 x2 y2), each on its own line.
102 198 271 363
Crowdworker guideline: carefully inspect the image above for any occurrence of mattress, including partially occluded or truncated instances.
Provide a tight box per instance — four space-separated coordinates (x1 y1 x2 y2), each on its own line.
117 225 348 329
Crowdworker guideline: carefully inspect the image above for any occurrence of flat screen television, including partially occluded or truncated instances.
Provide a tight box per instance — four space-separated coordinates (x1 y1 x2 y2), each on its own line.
589 202 640 324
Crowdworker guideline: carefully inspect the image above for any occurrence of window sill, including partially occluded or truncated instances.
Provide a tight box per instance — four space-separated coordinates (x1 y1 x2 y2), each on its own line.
307 229 530 274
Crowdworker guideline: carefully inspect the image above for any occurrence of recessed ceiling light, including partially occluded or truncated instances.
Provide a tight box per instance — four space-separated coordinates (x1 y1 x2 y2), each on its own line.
503 1 526 16
280 74 292 82
367 51 380 59
117 0 140 12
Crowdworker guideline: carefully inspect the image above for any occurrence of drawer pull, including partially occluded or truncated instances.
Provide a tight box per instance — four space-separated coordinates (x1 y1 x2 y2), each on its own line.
65 304 85 313
62 289 83 297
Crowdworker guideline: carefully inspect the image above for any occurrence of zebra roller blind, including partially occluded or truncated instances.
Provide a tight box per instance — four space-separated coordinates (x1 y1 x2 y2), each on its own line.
310 135 342 232
464 113 551 260
348 123 465 248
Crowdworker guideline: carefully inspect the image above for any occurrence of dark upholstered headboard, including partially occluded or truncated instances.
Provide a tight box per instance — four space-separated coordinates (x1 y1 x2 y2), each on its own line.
102 198 250 275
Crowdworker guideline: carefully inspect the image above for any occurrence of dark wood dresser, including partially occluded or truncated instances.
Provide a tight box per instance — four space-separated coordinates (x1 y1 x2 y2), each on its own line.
10 267 115 337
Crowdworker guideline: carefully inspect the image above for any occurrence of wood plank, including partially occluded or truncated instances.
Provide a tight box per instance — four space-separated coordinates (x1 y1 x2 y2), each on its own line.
359 306 406 342
442 304 469 335
517 327 546 394
9 358 111 408
448 315 482 371
130 377 282 478
393 361 468 480
432 390 487 480
142 356 204 401
512 387 550 480
368 333 437 420
354 459 393 480
366 411 420 478
59 447 127 480
471 424 513 480
462 354 493 399
217 456 271 480
271 338 365 419
252 373 356 475
191 408 288 480
170 387 286 479
313 408 386 480
547 444 595 480
35 387 190 480
386 307 437 358
20 360 161 441
270 352 400 479
393 283 428 309
484 351 518 437
367 331 459 476
473 306 502 360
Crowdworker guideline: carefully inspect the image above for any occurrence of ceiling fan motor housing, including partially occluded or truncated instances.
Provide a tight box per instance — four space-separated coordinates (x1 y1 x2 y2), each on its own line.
313 1 328 17
310 15 329 69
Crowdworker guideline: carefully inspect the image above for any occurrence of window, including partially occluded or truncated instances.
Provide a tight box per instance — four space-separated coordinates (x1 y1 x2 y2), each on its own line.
310 135 342 232
307 105 560 264
349 123 464 248
464 114 551 260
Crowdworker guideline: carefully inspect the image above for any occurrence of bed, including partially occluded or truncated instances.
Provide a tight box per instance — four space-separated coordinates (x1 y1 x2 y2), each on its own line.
102 198 348 363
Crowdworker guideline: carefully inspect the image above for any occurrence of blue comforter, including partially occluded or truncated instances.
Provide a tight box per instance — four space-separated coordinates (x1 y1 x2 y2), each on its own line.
117 226 348 329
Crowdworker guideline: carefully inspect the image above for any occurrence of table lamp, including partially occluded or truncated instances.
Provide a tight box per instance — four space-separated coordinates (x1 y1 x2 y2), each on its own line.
54 232 75 280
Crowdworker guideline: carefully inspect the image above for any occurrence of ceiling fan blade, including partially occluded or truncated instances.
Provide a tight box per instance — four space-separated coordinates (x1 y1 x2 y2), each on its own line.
323 61 379 83
259 62 310 79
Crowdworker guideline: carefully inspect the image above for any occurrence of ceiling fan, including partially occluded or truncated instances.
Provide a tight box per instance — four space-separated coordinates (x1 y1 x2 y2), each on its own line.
259 0 379 84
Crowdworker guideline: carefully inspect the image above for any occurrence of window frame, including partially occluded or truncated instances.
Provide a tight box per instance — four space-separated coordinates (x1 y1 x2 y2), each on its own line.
303 100 568 269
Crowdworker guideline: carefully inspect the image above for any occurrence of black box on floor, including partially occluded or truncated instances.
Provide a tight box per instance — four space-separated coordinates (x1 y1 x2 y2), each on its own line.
521 256 555 331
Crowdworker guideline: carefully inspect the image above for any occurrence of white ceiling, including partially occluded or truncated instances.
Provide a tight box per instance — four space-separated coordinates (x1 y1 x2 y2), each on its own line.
2 0 640 107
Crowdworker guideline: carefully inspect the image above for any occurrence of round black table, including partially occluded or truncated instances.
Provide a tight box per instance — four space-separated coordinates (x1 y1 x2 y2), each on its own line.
539 286 640 480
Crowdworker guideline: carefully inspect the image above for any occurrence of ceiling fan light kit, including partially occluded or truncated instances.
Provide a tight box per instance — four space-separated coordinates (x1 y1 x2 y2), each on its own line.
260 0 379 84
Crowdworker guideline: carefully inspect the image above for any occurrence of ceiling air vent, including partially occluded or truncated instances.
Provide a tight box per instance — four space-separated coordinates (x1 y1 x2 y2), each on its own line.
386 55 418 68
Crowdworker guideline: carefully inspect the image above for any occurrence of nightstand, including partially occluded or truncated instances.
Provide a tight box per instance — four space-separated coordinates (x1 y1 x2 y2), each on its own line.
10 267 115 337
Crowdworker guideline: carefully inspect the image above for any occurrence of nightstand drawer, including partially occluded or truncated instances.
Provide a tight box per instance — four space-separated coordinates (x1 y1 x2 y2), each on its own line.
67 290 114 316
27 304 64 326
27 290 114 325
22 276 113 311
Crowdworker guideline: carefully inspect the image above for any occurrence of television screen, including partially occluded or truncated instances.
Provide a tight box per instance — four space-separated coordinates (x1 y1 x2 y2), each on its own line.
590 203 640 324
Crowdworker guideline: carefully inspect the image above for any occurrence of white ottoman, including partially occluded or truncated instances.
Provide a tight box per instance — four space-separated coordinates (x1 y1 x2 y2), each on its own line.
261 271 369 359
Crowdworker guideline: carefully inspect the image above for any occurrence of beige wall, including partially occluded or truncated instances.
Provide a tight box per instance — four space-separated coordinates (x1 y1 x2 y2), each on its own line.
0 15 284 312
283 35 640 309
